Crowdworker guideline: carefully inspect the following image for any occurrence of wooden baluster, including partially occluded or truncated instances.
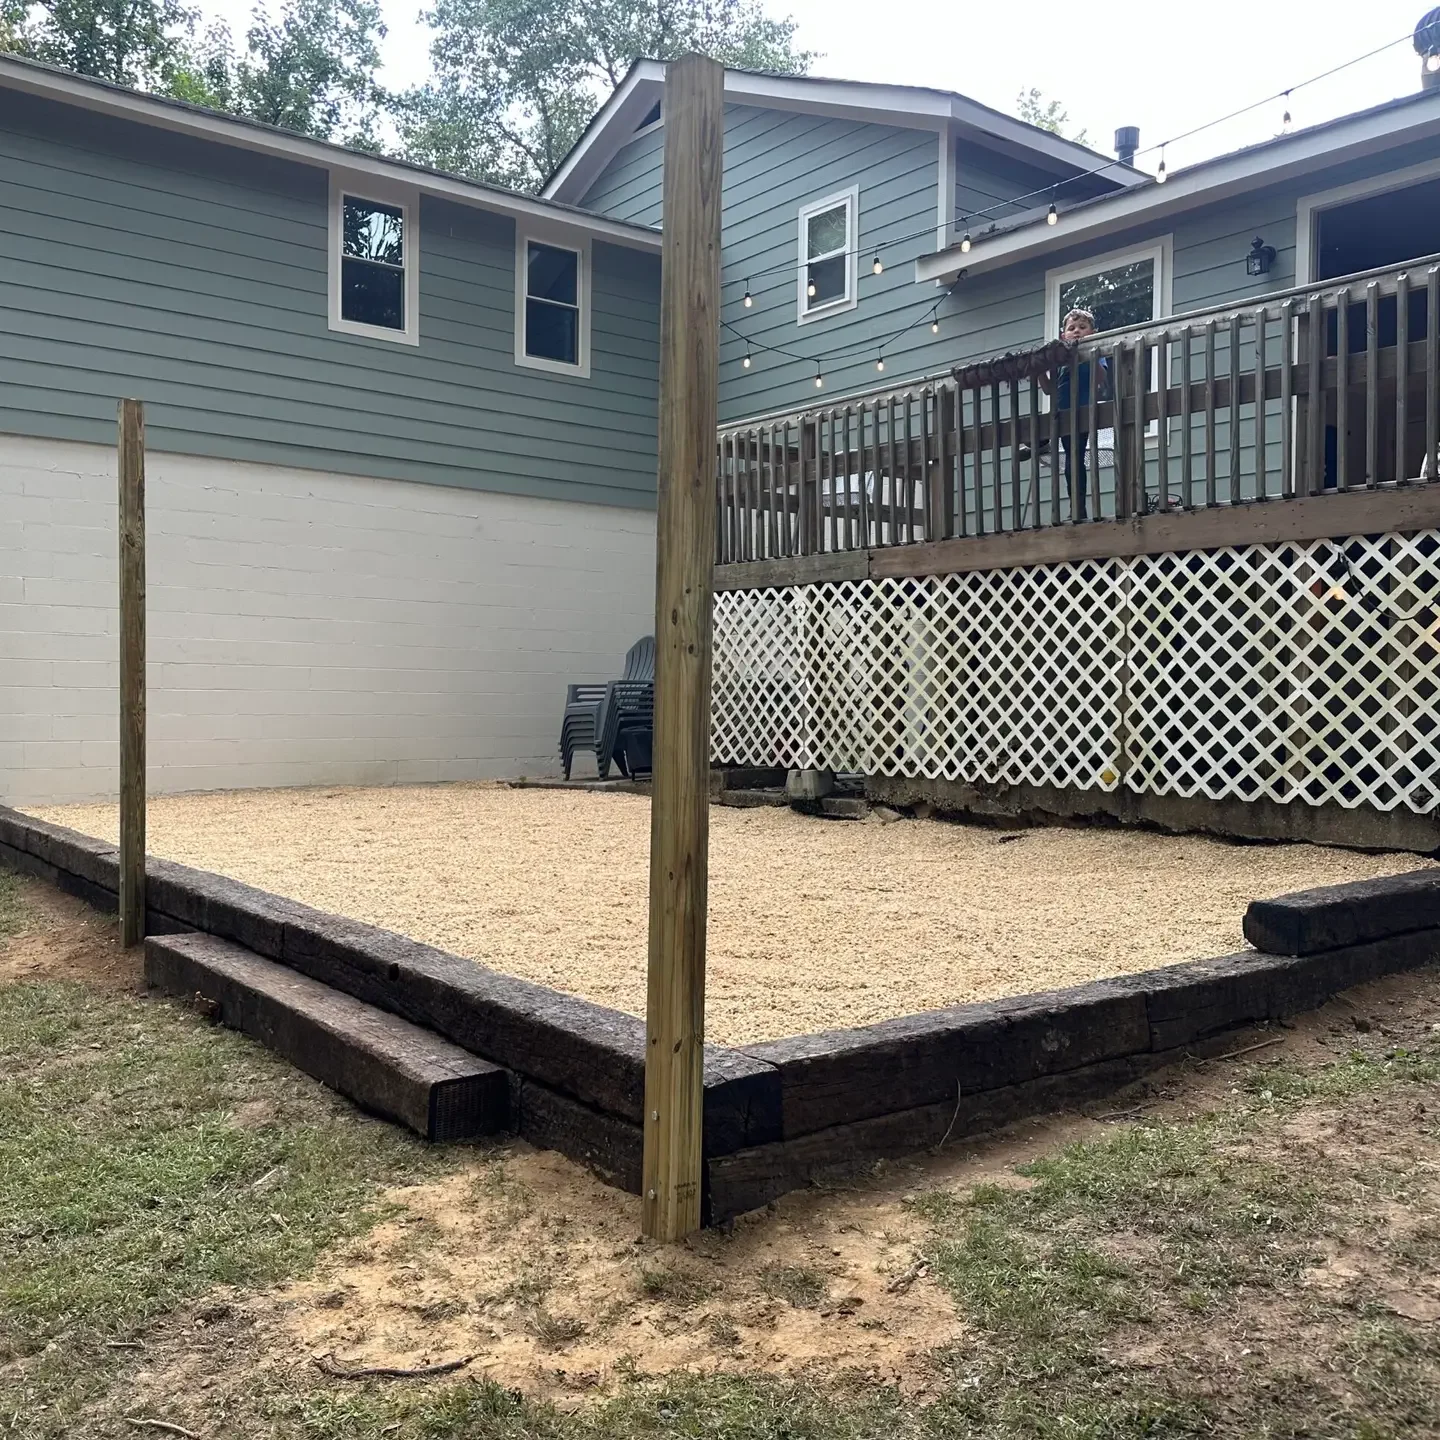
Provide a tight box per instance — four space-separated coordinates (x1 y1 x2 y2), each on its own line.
1068 351 1081 523
1366 281 1380 488
938 386 957 539
1027 376 1041 527
990 381 1003 534
1088 348 1101 521
921 389 934 541
1133 337 1148 514
828 409 840 551
1336 290 1350 492
1048 364 1061 526
957 387 970 538
883 395 895 545
1306 293 1324 496
1227 319 1241 505
1180 326 1193 508
118 398 146 950
1397 272 1410 484
857 405 870 544
1428 268 1439 484
903 392 916 542
1280 300 1295 498
1156 332 1170 510
1112 346 1129 520
1204 320 1218 507
1252 308 1266 500
1009 377 1022 532
767 422 779 557
972 386 985 537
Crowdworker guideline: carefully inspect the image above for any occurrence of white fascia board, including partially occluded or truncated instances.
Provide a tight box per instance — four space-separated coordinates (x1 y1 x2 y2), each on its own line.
0 55 663 253
543 60 1143 206
917 94 1440 287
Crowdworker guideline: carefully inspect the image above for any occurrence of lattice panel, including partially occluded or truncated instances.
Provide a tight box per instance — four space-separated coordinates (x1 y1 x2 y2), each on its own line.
711 530 1440 814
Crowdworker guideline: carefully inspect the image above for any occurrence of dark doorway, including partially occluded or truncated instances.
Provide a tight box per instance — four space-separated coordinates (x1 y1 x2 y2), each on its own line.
1315 173 1440 281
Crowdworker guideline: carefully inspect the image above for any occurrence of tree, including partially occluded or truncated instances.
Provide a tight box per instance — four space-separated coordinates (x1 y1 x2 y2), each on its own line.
1015 87 1089 147
169 0 387 144
399 0 814 192
7 0 198 88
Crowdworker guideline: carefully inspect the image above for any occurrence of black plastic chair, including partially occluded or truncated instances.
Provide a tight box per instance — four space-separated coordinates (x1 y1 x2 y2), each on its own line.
561 636 655 779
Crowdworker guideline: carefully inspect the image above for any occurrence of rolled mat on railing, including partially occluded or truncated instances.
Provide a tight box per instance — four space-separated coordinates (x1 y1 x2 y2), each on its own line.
951 338 1075 390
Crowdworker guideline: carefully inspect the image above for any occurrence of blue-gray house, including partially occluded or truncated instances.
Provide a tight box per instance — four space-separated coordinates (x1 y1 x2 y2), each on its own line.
4 43 1440 807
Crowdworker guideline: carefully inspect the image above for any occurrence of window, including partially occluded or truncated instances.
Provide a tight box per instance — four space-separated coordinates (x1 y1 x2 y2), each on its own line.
1044 239 1172 340
515 230 591 377
328 176 419 345
797 187 859 324
1297 158 1440 283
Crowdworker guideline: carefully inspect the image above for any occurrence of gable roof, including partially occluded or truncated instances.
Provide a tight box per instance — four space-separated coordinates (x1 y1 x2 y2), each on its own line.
916 83 1440 284
0 53 663 252
542 58 1146 206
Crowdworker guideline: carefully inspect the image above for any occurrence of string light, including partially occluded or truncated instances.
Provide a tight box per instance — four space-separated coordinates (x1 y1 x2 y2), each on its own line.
807 278 817 298
1156 147 1167 184
814 363 824 389
960 229 972 254
872 254 884 275
743 282 753 308
1429 53 1440 72
876 354 885 373
1282 90 1292 130
742 350 751 369
721 32 1414 306
930 313 940 334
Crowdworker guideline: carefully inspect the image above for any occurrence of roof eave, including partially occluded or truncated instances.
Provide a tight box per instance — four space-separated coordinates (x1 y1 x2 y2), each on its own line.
0 54 664 251
916 91 1440 286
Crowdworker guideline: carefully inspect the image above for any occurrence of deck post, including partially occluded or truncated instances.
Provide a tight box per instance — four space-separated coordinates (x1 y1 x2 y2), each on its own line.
117 399 147 947
642 52 723 1243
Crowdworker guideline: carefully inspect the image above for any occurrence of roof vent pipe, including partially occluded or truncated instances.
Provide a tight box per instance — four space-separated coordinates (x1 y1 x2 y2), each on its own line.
1114 126 1140 167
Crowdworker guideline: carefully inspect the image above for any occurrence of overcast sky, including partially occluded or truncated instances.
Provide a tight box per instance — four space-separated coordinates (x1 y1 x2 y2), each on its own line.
206 0 1428 173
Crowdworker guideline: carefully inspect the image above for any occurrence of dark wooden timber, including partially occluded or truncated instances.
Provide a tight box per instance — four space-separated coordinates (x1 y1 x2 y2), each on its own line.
1243 870 1440 956
715 484 1440 589
146 932 509 1141
117 398 146 946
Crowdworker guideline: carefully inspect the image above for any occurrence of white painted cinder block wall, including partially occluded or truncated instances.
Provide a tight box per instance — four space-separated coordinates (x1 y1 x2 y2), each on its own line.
2 435 657 804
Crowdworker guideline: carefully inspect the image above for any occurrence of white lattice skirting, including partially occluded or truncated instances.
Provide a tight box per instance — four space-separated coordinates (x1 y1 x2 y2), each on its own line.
711 531 1440 813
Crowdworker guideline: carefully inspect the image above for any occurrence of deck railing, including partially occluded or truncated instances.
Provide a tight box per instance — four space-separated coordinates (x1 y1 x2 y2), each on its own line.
714 255 1440 568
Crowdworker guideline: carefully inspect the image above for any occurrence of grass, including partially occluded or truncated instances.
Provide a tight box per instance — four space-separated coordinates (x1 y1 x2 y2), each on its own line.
0 970 460 1438
0 869 26 939
3 875 1440 1439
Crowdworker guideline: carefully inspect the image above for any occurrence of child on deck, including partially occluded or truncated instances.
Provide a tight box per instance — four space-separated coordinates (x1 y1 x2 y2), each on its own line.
1040 307 1108 522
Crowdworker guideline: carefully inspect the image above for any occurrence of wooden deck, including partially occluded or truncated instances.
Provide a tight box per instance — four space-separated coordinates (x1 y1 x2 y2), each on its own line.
715 255 1440 586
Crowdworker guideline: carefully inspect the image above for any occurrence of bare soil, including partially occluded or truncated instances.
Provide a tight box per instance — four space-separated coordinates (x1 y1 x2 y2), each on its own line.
32 784 1433 1043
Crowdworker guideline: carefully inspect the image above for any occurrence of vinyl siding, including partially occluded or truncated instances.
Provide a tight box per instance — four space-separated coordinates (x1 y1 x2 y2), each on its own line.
0 89 662 510
579 122 666 227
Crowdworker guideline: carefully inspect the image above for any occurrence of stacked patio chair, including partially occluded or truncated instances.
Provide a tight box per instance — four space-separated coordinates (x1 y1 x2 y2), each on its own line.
559 634 655 780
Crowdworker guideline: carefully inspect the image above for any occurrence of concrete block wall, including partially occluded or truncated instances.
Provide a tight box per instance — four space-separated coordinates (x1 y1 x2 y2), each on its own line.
2 434 656 803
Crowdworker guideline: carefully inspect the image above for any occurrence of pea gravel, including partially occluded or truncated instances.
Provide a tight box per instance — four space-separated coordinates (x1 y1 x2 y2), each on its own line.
32 784 1431 1044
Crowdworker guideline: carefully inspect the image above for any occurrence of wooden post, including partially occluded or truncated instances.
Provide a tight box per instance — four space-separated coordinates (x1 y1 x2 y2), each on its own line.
117 399 146 947
642 53 723 1244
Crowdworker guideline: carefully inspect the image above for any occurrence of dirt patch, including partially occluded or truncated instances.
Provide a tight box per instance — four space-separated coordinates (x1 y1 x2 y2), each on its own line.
0 878 137 992
32 784 1433 1044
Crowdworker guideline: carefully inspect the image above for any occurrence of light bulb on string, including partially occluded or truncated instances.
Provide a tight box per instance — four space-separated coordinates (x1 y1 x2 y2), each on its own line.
742 350 752 370
1047 200 1058 226
742 281 753 308
930 313 940 334
807 275 817 298
1156 147 1167 184
876 354 885 373
814 363 824 389
960 230 972 254
1282 91 1292 130
872 253 884 276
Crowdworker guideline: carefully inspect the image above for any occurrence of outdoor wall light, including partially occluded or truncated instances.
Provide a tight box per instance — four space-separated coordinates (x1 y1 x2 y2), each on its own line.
1246 236 1277 276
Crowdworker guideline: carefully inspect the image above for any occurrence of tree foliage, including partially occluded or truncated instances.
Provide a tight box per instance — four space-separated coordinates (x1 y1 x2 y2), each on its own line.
171 0 387 144
8 0 198 88
1015 87 1089 147
399 0 814 192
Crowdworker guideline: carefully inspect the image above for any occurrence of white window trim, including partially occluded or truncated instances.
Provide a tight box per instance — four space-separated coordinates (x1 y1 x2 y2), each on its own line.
797 185 859 325
1295 156 1440 285
328 171 420 346
1043 235 1174 341
514 225 592 379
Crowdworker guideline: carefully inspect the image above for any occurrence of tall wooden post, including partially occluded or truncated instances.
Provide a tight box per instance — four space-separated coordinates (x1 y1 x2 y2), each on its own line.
118 399 146 947
642 53 724 1243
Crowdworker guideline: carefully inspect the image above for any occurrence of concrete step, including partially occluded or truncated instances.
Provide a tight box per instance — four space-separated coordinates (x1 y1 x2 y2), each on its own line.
716 788 789 808
145 932 509 1142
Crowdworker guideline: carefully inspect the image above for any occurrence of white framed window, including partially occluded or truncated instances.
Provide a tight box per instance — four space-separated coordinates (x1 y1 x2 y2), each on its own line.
797 186 859 325
1295 156 1440 284
1043 237 1173 341
328 173 419 346
515 228 592 378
